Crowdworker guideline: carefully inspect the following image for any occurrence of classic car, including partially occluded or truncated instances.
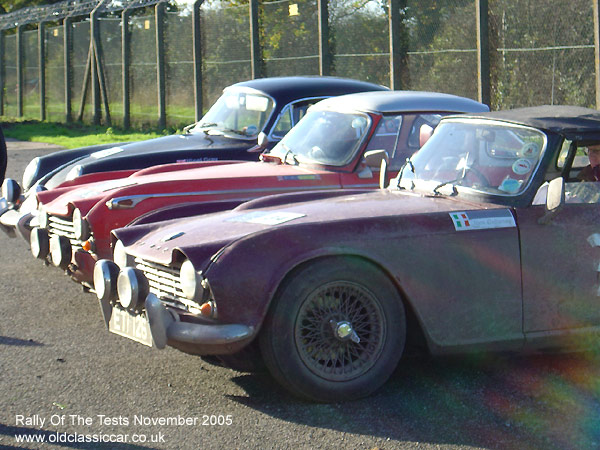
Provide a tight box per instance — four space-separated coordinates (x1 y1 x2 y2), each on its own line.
95 105 600 402
27 91 488 286
0 76 388 234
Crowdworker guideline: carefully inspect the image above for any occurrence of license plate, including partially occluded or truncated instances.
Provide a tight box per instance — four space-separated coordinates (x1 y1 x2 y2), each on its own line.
108 307 153 347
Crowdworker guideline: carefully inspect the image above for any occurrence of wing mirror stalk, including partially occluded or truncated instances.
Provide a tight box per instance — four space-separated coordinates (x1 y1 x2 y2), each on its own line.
248 132 269 153
538 177 565 225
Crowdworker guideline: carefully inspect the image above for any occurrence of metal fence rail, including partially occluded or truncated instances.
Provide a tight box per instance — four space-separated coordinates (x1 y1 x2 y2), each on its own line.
1 0 600 129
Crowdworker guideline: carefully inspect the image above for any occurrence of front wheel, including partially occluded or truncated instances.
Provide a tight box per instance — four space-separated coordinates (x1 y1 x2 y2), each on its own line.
259 257 406 402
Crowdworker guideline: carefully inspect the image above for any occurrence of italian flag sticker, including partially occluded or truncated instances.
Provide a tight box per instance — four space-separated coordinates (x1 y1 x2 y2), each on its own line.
450 209 516 231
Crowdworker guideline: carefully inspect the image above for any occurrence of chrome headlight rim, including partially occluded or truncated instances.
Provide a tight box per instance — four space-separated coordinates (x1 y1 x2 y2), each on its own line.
2 178 22 204
117 267 148 311
113 240 133 269
38 208 49 229
72 207 91 241
22 157 41 190
180 259 203 300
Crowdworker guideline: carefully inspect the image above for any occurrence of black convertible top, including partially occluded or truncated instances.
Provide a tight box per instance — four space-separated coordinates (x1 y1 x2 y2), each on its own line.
459 105 600 140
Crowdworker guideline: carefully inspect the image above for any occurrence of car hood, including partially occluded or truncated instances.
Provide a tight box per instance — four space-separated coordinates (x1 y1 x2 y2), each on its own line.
117 189 503 267
43 132 255 190
38 161 344 216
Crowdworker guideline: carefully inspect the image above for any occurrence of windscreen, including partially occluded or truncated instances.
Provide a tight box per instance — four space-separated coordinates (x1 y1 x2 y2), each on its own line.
398 119 547 196
269 110 371 166
190 89 275 138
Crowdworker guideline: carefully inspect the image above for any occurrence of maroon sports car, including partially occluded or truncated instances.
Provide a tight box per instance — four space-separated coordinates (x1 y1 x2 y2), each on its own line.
97 106 600 401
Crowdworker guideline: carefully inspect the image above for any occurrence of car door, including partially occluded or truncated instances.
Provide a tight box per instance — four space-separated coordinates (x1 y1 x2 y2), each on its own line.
515 182 600 346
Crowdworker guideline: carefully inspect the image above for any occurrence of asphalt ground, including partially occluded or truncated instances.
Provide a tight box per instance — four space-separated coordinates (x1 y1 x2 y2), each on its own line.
1 140 599 450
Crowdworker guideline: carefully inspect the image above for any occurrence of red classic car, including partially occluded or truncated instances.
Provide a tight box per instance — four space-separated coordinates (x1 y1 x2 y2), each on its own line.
1 76 388 236
28 91 488 286
97 105 600 402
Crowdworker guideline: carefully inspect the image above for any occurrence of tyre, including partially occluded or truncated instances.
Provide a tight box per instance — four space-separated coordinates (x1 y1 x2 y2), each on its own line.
259 257 406 402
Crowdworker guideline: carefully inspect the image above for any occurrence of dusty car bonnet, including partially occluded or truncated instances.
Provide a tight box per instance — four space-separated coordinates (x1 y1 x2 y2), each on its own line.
41 132 254 191
37 161 347 217
115 189 499 266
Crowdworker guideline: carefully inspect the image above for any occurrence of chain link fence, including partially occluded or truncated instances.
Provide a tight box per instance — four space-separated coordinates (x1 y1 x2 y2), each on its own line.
0 0 599 129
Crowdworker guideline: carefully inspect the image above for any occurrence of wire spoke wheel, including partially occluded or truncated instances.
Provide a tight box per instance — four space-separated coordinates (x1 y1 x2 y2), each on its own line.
295 281 386 382
260 257 406 402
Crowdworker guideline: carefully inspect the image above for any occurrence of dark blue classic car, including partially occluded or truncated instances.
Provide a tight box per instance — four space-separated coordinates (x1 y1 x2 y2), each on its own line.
0 76 388 234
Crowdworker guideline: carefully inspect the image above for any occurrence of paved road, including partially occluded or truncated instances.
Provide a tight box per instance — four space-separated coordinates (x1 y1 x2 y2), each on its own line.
1 142 599 450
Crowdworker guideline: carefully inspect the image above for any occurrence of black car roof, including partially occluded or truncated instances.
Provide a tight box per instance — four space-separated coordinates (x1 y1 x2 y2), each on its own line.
455 105 600 140
230 76 390 105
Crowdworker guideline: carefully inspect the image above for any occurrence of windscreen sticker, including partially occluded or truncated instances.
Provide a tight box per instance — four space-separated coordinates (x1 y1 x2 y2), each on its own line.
227 211 306 225
450 209 516 231
512 158 533 175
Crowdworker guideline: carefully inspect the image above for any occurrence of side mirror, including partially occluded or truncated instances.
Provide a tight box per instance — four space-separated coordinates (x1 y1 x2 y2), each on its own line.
363 149 389 168
379 158 389 189
538 177 565 224
248 132 270 153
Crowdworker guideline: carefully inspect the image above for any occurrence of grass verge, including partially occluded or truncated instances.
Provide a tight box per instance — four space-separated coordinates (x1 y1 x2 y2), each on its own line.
0 118 176 149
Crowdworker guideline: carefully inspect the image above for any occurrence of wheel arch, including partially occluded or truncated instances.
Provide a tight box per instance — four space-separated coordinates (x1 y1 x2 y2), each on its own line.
261 251 432 356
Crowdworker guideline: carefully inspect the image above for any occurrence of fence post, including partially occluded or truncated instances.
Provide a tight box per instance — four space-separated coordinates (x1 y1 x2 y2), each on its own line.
249 0 263 79
388 0 409 89
476 0 491 106
318 0 332 76
64 16 72 122
16 25 23 117
90 7 101 124
38 21 46 121
122 9 131 129
192 0 203 121
594 0 600 108
156 2 166 130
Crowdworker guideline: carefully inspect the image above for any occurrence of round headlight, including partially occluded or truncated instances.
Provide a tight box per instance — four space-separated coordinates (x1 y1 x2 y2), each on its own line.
117 267 148 311
38 208 49 229
49 234 71 269
2 178 21 204
180 259 203 300
22 157 41 190
113 240 132 268
30 227 50 260
94 259 119 302
72 208 90 241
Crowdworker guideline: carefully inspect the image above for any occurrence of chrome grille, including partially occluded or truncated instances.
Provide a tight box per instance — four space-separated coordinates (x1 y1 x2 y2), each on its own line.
134 257 199 312
47 214 81 249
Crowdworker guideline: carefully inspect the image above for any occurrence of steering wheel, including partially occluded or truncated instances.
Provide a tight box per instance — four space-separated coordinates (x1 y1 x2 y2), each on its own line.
461 166 490 187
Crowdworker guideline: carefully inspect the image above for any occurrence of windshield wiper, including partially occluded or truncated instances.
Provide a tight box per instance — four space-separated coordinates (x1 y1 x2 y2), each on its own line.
283 148 299 165
432 180 458 196
396 158 415 189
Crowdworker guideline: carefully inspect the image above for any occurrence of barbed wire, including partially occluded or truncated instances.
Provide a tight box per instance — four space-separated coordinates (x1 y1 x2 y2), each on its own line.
0 0 171 30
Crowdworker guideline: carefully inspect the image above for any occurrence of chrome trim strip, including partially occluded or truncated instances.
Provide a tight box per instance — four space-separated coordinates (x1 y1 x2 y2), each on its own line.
106 184 344 209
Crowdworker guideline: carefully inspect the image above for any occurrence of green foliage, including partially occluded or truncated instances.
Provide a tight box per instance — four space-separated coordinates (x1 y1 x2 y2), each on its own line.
0 118 167 149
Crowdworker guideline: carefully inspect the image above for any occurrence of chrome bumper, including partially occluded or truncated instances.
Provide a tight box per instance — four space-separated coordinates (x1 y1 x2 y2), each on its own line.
99 292 254 354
